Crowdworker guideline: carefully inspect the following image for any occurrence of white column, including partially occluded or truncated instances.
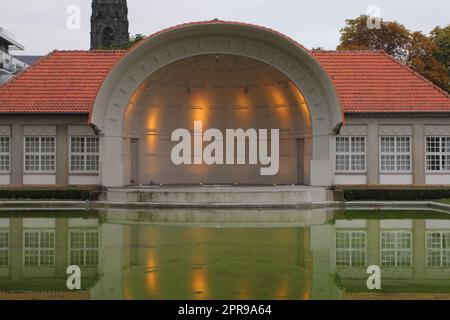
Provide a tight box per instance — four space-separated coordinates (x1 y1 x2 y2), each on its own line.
100 135 125 187
309 225 341 299
310 134 334 186
90 223 126 300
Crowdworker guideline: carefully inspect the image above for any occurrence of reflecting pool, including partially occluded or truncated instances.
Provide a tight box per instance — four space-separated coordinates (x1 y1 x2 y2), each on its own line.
1 208 450 300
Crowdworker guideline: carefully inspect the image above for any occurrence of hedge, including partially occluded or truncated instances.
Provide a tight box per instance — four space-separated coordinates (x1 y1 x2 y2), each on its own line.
0 188 100 200
343 188 450 201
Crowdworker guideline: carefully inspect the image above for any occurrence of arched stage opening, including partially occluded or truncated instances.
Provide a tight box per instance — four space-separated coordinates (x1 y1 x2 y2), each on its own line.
91 21 342 188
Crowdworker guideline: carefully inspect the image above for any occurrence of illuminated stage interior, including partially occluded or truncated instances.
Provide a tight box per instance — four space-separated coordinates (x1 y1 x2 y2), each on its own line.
122 54 312 186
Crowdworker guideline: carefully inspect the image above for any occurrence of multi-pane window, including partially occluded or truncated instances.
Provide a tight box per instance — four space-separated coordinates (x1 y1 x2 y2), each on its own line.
380 136 411 172
23 230 55 267
69 230 99 266
426 137 450 172
336 231 367 267
0 231 8 266
427 231 450 267
24 136 56 172
381 231 412 267
335 136 366 172
70 137 99 172
0 137 10 172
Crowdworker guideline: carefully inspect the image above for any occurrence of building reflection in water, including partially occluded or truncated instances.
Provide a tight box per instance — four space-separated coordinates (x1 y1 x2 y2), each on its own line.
1 209 450 300
0 212 100 299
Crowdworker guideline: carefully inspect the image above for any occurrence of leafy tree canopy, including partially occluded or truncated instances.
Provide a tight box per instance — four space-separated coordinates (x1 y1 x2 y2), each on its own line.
99 34 146 50
121 34 146 50
430 25 450 79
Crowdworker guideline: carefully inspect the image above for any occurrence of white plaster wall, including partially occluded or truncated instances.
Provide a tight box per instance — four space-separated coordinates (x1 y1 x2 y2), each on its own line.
335 220 367 229
379 174 413 185
68 176 100 185
68 219 99 228
23 175 56 185
23 218 55 228
426 220 450 230
380 220 413 229
425 175 450 185
0 175 10 185
0 219 9 228
334 175 367 185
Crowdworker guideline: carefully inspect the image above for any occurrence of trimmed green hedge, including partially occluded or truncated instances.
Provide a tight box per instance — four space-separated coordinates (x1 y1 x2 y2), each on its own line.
0 188 100 200
343 188 450 201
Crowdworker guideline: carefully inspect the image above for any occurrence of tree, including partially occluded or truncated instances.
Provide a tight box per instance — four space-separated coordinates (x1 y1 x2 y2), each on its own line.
338 15 449 92
337 15 410 61
408 31 449 91
430 25 450 80
121 34 146 50
100 34 146 50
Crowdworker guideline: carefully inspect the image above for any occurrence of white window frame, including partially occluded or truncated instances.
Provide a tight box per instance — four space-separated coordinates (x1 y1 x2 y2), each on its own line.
0 136 10 173
380 231 412 268
69 136 100 173
23 230 55 267
426 231 450 268
336 230 367 267
0 230 9 266
335 136 367 173
425 136 450 173
379 136 412 173
23 136 56 173
68 229 99 266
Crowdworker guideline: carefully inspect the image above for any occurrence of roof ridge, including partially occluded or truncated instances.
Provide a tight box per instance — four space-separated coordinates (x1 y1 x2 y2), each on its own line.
312 49 385 54
379 51 450 99
52 49 127 54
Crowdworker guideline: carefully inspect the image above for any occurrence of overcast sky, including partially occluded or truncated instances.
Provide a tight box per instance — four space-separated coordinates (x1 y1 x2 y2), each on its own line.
1 0 449 55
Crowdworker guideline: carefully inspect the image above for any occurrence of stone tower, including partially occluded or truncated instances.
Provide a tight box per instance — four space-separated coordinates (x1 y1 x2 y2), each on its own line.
91 0 129 49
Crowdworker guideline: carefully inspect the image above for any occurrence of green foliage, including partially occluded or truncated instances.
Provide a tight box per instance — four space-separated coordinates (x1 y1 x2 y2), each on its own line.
0 187 98 200
343 188 450 201
98 34 146 50
430 25 450 80
121 34 146 50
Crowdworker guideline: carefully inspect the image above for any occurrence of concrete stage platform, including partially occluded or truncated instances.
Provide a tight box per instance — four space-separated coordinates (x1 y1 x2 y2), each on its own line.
104 185 340 208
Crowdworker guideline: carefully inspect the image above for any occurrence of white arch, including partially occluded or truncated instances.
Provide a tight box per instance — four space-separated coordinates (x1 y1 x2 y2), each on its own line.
91 21 343 187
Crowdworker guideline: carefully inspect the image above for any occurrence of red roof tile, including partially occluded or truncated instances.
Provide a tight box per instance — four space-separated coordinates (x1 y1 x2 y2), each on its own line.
312 50 450 113
0 47 449 116
0 50 125 114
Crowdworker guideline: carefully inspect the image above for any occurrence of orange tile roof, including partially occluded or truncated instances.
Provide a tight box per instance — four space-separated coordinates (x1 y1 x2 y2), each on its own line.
0 48 449 115
312 50 450 113
0 50 125 114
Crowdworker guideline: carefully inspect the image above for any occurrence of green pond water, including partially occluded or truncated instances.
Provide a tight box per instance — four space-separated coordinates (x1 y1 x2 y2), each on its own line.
1 208 450 300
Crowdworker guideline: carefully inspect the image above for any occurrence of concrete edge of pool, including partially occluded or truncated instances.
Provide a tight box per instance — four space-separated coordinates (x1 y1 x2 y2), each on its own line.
0 200 449 214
